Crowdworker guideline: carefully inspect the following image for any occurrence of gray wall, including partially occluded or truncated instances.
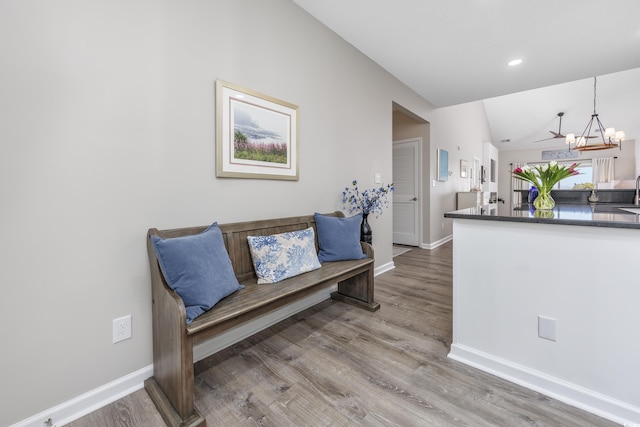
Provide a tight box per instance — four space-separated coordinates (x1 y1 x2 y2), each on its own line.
0 0 437 424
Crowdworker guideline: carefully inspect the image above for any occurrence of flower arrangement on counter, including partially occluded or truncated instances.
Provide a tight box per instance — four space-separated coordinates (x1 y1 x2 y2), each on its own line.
342 180 394 218
512 161 580 190
512 161 580 210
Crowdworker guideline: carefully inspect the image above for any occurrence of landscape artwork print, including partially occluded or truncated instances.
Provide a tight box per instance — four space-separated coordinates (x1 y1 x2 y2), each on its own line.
232 100 289 166
216 80 299 180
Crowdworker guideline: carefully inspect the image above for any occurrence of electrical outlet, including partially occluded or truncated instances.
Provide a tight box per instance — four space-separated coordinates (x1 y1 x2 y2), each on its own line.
113 315 132 343
538 315 557 341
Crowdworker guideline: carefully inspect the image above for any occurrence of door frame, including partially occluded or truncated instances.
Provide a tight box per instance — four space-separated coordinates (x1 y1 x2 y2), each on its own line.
392 137 422 246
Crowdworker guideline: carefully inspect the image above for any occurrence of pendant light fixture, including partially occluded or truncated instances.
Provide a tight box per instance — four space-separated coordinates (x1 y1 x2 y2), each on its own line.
565 77 625 151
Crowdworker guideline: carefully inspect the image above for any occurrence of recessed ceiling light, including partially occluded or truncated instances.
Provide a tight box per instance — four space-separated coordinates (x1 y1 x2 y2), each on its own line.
508 59 523 66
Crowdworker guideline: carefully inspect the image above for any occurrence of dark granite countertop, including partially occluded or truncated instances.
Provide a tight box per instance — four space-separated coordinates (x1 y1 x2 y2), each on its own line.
444 203 640 229
514 189 636 205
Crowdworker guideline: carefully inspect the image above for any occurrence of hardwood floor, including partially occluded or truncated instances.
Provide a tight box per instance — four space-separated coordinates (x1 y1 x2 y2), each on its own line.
68 243 614 426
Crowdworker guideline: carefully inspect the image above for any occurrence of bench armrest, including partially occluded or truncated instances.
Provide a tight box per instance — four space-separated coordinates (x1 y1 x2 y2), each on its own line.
147 229 188 326
360 241 374 259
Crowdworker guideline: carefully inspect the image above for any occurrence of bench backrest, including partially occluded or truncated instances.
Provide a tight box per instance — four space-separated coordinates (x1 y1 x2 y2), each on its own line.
148 211 344 283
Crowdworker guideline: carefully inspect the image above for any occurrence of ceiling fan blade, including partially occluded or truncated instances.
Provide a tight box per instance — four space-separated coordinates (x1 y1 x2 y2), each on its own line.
533 133 565 143
534 134 599 144
532 137 556 143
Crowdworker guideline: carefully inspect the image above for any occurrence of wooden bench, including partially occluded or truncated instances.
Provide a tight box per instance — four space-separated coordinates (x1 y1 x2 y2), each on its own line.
145 212 380 426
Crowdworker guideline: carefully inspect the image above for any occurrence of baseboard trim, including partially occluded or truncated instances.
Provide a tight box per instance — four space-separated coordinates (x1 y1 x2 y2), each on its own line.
10 365 153 427
374 260 395 276
14 265 395 427
448 343 640 426
15 290 335 427
421 234 452 250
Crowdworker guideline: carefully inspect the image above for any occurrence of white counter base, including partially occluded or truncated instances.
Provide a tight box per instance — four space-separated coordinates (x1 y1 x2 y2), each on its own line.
449 219 640 425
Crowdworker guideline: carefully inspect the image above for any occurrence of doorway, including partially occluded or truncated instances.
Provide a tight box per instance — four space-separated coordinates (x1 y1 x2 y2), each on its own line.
392 138 421 246
392 104 429 248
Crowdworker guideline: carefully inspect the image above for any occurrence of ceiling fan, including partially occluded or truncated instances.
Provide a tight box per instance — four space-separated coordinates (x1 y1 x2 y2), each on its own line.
533 112 568 143
533 112 597 143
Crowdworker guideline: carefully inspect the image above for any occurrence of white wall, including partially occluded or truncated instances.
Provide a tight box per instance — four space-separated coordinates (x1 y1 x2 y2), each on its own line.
430 102 493 243
636 139 640 177
483 142 499 200
449 219 640 424
0 1 436 424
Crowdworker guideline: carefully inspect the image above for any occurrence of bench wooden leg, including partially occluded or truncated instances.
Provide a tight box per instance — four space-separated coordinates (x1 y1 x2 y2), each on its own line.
331 268 380 311
145 377 205 427
147 280 205 426
145 332 205 427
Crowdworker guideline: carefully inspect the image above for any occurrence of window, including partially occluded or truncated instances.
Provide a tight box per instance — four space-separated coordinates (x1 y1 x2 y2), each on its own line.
556 163 592 189
523 161 593 190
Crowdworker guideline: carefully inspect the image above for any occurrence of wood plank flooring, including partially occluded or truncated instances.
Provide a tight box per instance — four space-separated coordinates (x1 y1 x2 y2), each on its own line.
68 243 614 426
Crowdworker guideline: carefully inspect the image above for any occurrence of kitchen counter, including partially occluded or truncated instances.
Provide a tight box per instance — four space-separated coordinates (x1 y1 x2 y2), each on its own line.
444 203 640 229
445 202 640 424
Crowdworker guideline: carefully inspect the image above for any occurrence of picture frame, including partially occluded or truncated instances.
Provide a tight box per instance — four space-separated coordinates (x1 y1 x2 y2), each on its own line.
460 159 469 178
216 80 299 180
472 157 481 190
437 148 449 182
490 158 496 182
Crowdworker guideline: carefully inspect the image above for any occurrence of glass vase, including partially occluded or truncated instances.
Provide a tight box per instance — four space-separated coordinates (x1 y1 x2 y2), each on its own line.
533 187 555 210
360 213 372 243
528 185 538 204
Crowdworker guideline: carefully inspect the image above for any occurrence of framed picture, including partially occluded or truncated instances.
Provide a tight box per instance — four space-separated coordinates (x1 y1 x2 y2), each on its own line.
437 148 449 182
216 80 299 180
472 156 481 190
490 159 496 182
460 159 469 178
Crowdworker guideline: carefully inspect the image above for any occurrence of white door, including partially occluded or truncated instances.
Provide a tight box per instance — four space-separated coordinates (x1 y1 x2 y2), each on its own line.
392 138 420 246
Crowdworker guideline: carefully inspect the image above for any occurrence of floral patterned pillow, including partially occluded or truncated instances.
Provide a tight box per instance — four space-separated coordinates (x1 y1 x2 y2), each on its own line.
247 227 321 284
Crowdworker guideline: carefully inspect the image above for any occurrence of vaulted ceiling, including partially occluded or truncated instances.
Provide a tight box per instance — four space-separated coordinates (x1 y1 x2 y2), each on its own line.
293 0 640 151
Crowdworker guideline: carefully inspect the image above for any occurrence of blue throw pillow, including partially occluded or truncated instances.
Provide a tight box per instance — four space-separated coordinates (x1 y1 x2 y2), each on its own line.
150 223 243 324
247 227 321 284
314 213 367 262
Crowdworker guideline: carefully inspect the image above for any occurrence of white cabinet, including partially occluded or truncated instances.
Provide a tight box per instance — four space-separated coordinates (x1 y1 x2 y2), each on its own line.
456 191 483 209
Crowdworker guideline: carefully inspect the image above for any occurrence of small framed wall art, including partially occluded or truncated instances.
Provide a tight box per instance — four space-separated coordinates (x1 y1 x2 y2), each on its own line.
460 159 469 178
216 80 299 180
437 148 449 182
490 158 496 182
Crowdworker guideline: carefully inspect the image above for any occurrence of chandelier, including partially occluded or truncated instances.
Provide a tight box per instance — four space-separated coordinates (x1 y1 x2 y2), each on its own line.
565 77 625 151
